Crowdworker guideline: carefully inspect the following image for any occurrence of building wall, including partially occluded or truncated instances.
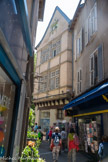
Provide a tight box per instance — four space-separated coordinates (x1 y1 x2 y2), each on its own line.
73 0 108 97
34 8 72 128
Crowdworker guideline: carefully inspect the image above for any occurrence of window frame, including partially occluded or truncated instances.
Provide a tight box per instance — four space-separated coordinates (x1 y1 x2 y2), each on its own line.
77 69 82 94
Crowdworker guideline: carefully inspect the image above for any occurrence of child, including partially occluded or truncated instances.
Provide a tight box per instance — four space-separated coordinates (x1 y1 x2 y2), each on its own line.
98 135 108 162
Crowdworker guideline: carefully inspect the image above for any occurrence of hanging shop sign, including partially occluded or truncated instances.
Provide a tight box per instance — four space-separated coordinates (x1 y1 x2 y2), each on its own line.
65 109 73 116
102 94 108 102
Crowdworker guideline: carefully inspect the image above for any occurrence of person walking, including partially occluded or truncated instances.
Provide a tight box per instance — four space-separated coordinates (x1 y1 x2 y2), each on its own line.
49 127 53 145
98 135 108 162
34 123 38 133
68 128 79 162
61 127 67 151
37 126 43 141
51 126 62 162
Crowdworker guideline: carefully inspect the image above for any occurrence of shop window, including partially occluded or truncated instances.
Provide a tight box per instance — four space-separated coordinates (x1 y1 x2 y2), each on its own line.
0 66 16 157
57 109 64 119
90 45 103 86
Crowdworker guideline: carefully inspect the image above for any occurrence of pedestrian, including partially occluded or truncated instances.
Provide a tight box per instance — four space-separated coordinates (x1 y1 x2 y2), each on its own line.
98 135 108 162
49 127 53 145
46 128 49 141
51 126 62 162
68 128 79 162
37 126 43 141
61 127 67 151
34 123 38 133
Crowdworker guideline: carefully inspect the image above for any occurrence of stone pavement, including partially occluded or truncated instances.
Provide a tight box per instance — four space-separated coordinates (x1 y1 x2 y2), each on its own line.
39 140 92 162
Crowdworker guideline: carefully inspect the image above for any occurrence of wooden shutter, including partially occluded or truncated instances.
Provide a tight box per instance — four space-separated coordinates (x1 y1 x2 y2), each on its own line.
77 71 80 94
80 29 83 52
98 44 103 81
79 69 82 92
75 39 78 60
94 2 97 32
85 19 88 46
90 54 94 86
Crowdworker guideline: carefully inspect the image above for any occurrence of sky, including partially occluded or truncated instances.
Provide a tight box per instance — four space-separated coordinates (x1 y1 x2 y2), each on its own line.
35 0 80 46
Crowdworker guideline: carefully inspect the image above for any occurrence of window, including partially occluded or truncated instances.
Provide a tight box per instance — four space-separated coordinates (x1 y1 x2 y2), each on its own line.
39 77 44 92
51 40 61 58
39 75 48 92
50 69 60 90
77 69 82 94
40 40 61 63
53 49 56 57
57 110 63 119
90 45 103 86
41 112 50 118
76 29 83 59
40 47 49 64
85 2 97 46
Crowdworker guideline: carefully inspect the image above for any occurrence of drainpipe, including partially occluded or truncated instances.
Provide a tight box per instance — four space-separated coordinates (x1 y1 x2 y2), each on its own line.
72 30 74 96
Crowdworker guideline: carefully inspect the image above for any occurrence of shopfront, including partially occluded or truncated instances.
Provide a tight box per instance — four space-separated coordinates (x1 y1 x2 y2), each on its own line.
0 66 16 156
0 47 21 158
63 82 108 154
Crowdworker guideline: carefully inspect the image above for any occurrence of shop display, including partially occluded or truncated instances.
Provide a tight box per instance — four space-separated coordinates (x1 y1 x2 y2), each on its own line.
0 67 16 157
78 116 101 153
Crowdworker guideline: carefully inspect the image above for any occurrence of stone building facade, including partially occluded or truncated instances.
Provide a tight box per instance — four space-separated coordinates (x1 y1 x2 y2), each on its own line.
34 6 73 130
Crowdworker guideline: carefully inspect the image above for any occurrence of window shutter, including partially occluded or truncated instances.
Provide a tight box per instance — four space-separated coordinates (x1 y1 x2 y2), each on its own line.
85 19 88 46
94 2 97 32
90 54 94 86
75 39 78 60
77 71 80 94
80 69 82 92
98 44 103 81
80 29 83 52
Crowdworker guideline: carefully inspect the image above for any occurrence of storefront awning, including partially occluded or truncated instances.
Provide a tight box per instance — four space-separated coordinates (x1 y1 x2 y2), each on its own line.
63 82 108 110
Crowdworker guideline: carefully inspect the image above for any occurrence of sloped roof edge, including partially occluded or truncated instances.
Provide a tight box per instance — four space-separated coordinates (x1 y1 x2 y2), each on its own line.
69 1 85 30
35 6 70 49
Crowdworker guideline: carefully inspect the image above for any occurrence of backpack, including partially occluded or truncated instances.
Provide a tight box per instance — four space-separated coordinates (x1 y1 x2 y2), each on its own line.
49 130 52 137
38 130 43 138
53 133 60 146
61 131 66 140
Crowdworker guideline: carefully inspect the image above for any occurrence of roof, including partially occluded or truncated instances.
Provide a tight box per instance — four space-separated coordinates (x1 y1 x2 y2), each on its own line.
69 1 85 30
36 6 70 49
38 0 46 21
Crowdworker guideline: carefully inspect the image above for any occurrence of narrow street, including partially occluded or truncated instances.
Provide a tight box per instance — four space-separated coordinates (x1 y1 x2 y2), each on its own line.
39 140 90 162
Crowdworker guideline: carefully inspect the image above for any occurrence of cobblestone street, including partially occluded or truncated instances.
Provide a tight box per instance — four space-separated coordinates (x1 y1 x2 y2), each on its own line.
39 141 90 162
